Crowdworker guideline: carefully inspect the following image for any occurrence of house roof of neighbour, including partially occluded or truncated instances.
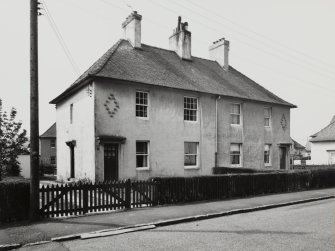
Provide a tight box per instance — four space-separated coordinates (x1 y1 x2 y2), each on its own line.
310 115 335 142
291 138 305 149
50 39 296 108
40 123 56 138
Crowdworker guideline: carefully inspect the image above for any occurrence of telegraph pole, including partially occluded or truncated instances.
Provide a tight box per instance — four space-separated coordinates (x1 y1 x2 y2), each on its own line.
30 0 40 221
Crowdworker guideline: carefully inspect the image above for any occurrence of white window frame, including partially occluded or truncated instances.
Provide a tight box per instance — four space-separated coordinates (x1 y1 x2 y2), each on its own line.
264 107 272 127
328 150 335 165
184 96 198 122
264 144 271 166
136 141 150 170
50 139 56 148
230 143 242 167
135 91 149 119
230 103 242 125
184 142 199 169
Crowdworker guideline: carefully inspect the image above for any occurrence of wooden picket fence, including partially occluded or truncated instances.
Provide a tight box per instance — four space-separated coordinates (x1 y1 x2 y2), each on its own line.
39 179 157 218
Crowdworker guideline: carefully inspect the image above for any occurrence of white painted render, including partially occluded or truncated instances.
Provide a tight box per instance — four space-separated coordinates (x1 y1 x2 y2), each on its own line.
310 141 335 165
56 84 95 181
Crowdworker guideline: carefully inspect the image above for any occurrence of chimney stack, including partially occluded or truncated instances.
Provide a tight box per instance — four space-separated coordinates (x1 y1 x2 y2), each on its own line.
169 16 192 60
122 11 142 49
209 38 230 71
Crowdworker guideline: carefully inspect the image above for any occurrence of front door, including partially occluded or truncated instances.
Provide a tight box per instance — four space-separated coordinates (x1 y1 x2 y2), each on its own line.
104 144 118 180
279 147 287 169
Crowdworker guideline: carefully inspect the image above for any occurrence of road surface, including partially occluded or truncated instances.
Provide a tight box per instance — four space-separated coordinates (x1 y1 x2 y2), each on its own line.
19 199 335 251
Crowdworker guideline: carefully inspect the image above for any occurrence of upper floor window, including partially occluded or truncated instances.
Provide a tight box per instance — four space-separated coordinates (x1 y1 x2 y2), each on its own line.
264 144 271 166
184 142 199 167
50 139 56 148
230 104 241 125
230 143 242 166
184 97 198 121
264 107 271 127
136 141 149 169
70 104 73 124
136 91 148 118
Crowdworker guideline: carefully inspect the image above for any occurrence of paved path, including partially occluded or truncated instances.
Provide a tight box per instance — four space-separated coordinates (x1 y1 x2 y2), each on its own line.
0 188 334 246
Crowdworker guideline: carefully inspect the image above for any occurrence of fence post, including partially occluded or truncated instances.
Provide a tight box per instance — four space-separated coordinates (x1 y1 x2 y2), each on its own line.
83 184 88 214
125 179 131 209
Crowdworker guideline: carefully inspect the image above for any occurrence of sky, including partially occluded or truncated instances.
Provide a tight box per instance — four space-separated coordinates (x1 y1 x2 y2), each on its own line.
0 0 335 146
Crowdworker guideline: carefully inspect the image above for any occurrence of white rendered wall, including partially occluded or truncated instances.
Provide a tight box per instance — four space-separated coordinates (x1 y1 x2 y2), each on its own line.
56 84 95 181
310 141 335 164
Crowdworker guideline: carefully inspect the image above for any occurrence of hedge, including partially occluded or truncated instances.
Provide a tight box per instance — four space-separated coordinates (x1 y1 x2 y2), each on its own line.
0 180 30 222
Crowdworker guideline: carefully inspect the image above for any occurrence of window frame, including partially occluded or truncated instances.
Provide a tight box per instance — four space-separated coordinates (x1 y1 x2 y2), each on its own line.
230 103 242 125
50 139 56 148
136 141 150 170
264 107 272 127
230 143 242 167
184 142 199 169
184 96 198 122
70 103 73 124
264 144 271 166
50 156 56 165
135 91 149 119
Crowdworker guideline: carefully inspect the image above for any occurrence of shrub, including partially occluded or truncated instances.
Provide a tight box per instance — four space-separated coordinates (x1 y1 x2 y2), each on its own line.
212 166 280 174
0 179 30 222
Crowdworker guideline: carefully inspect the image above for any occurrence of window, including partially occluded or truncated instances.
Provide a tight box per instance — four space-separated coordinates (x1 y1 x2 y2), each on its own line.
136 91 148 118
264 107 271 127
70 104 73 124
264 144 271 165
136 141 149 168
230 143 242 166
50 156 56 165
50 139 56 148
184 97 198 121
328 151 335 165
184 142 199 167
230 104 241 125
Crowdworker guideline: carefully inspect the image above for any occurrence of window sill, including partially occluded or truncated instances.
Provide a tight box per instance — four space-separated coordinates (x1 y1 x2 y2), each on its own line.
230 165 242 168
184 120 198 123
184 166 199 170
230 124 242 127
136 167 150 171
136 117 149 120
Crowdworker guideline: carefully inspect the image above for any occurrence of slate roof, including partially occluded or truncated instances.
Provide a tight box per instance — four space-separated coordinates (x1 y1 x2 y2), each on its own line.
291 138 305 149
40 123 56 138
50 39 296 108
310 116 335 142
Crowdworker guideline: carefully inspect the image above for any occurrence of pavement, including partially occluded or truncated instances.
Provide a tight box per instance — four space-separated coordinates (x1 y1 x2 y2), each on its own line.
0 188 334 250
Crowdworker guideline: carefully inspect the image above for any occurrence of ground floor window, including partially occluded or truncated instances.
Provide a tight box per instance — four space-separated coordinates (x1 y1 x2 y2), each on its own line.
136 141 149 168
264 144 271 166
50 156 56 165
328 150 335 165
184 142 199 167
230 143 242 166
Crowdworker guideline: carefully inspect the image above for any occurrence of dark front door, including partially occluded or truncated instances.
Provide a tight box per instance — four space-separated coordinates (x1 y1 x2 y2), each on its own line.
279 147 287 170
104 144 118 180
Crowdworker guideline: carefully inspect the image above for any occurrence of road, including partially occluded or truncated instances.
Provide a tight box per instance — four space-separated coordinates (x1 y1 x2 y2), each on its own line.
19 199 335 251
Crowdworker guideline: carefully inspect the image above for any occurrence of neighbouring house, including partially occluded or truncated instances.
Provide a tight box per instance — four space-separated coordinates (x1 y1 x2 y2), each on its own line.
310 115 335 165
50 12 296 182
290 138 306 166
40 123 57 168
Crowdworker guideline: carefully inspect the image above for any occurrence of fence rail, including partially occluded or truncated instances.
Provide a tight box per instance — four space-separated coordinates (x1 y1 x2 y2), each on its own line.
37 169 335 219
39 179 157 218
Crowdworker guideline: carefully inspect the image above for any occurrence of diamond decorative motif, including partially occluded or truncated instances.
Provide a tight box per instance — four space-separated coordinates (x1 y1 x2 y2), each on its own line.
281 114 287 131
104 93 120 118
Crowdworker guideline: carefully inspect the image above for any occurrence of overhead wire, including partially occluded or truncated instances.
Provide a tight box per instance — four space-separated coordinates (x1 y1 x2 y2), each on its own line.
42 0 81 76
